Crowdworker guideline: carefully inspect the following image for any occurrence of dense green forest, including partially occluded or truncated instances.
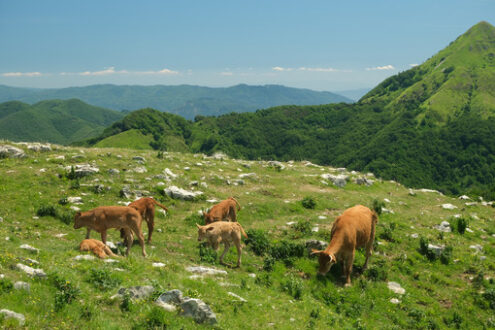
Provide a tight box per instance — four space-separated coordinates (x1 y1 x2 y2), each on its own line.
83 22 495 199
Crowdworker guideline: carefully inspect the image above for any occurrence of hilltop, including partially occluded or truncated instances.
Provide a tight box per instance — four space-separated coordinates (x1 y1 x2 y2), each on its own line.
0 84 352 119
0 142 494 328
0 99 124 144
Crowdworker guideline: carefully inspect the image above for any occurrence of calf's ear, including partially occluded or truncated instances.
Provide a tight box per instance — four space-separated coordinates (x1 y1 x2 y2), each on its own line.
310 249 322 255
206 227 215 231
75 212 81 217
196 223 201 229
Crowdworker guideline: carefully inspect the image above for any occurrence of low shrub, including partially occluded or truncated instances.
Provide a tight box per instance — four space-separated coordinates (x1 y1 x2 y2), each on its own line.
51 275 80 311
379 222 396 242
372 199 385 215
0 278 13 294
483 289 495 309
291 219 312 237
450 217 468 235
364 264 388 282
184 213 204 226
301 196 316 209
245 229 271 256
440 246 453 265
281 275 303 300
87 268 122 291
270 240 305 261
263 256 275 272
36 204 57 217
141 306 169 328
120 292 132 313
255 273 272 287
198 242 217 263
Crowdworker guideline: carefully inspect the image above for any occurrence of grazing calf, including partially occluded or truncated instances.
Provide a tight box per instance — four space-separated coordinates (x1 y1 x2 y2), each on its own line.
196 222 248 267
74 206 147 257
203 197 241 224
79 239 118 259
311 205 378 286
127 197 168 243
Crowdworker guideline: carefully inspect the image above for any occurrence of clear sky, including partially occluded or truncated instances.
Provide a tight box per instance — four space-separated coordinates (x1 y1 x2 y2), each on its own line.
0 0 494 91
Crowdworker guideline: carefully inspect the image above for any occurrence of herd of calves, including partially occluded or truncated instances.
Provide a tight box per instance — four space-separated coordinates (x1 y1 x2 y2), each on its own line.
73 196 378 286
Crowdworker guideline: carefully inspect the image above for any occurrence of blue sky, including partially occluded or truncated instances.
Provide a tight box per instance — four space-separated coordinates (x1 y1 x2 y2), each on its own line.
0 0 494 91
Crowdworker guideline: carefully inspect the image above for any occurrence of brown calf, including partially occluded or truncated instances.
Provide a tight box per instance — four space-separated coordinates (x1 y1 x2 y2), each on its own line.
311 205 378 286
203 197 241 224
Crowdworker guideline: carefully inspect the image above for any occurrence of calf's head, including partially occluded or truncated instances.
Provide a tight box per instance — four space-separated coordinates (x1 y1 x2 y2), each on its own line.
202 211 214 224
196 224 214 241
73 212 83 229
311 249 337 275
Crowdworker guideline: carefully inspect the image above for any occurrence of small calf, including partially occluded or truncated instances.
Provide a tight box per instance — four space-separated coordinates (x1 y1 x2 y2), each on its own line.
196 221 248 267
79 239 118 259
203 197 241 224
311 205 378 286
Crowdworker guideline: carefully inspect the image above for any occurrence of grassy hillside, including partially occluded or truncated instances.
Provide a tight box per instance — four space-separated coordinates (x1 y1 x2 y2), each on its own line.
0 84 352 120
0 99 124 144
0 143 494 328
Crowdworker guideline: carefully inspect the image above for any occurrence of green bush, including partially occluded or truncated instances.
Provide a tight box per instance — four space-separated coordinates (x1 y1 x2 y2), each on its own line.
58 197 68 206
0 278 13 294
281 275 303 300
301 196 316 209
364 264 388 282
184 213 204 226
51 275 80 311
263 256 275 272
198 242 217 263
270 240 305 261
87 268 122 291
450 217 468 235
255 273 272 287
372 199 385 215
36 204 57 217
291 219 312 237
379 222 396 242
440 246 453 265
245 229 271 256
483 289 495 309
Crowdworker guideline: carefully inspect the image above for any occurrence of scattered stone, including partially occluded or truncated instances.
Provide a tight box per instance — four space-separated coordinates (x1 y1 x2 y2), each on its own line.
103 259 119 263
120 186 133 199
55 233 68 238
305 240 327 254
227 292 247 302
23 258 39 265
354 177 374 186
74 255 96 261
408 189 416 196
156 289 183 305
164 168 177 179
233 179 245 186
382 208 394 214
131 166 147 173
65 164 99 177
20 244 39 254
248 273 256 278
67 196 83 204
384 198 391 203
442 203 457 210
410 233 419 239
434 221 451 233
465 228 474 233
72 154 85 160
0 309 25 326
186 266 227 276
268 161 285 170
238 173 256 179
211 152 227 160
26 143 52 152
108 168 120 175
14 281 30 292
189 181 199 186
0 217 3 223
16 263 46 278
181 298 217 325
0 145 26 158
133 156 146 162
321 173 348 188
200 182 208 188
480 256 487 261
286 221 296 226
387 281 405 295
106 241 117 250
390 298 400 304
113 286 154 300
311 226 319 232
70 206 81 212
165 186 203 201
470 244 483 253
318 215 327 220
428 244 445 256
93 184 105 194
459 195 470 200
152 262 166 268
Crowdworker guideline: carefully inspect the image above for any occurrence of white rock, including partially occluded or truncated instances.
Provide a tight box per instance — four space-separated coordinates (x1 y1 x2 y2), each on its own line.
14 281 30 292
0 145 26 158
108 168 120 175
16 263 46 278
442 203 457 210
67 196 83 204
390 298 400 304
311 226 319 232
238 173 256 179
184 167 191 171
470 244 483 253
106 241 117 250
286 221 296 226
206 199 218 203
164 168 177 179
387 281 405 295
459 195 470 200
384 198 391 203
133 156 146 162
227 292 247 302
181 298 217 324
434 221 451 233
152 262 166 268
0 309 25 326
20 244 39 253
466 228 474 233
382 208 394 214
164 186 203 201
428 244 445 256
318 215 327 220
104 259 119 263
74 255 96 261
321 173 348 188
156 301 177 312
186 266 227 276
132 166 147 173
70 206 81 212
410 233 419 238
248 273 256 278
268 161 285 170
65 164 99 177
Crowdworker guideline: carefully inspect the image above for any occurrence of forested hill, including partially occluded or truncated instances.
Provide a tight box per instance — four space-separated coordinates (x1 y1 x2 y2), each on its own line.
83 22 495 199
0 99 124 144
0 84 351 119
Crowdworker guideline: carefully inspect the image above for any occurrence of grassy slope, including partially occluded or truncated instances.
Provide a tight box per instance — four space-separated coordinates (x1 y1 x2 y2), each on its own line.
95 129 154 150
0 144 494 328
0 99 124 144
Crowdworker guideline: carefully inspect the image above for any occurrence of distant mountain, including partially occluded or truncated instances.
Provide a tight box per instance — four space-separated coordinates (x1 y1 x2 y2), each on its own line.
0 84 352 119
83 22 495 199
0 99 124 144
